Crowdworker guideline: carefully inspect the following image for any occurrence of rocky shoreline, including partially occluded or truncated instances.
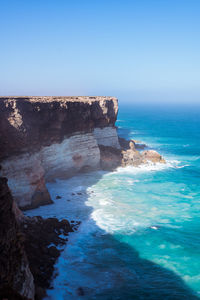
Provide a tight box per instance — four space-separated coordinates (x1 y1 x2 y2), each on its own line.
0 97 165 299
0 138 165 299
20 216 80 300
0 178 80 300
100 137 165 170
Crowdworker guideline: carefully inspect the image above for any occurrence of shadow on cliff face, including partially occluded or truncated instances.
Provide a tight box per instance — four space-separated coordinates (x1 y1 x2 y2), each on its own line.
26 171 199 300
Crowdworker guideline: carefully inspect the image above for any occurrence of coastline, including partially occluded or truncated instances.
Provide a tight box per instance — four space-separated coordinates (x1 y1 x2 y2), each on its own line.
25 103 200 299
1 1 200 298
24 157 195 299
0 97 168 299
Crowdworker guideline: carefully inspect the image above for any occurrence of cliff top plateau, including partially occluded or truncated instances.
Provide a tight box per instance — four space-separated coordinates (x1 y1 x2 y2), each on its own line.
0 96 117 103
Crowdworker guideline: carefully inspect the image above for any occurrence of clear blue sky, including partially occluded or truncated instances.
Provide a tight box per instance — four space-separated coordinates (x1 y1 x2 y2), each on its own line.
0 0 200 103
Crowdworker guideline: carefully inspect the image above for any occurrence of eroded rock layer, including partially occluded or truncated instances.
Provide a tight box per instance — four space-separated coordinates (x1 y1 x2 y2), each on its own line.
0 96 118 159
100 138 165 170
0 96 119 208
0 96 165 210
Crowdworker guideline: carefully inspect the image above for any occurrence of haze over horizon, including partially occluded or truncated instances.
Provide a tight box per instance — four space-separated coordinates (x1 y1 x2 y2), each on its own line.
1 0 200 104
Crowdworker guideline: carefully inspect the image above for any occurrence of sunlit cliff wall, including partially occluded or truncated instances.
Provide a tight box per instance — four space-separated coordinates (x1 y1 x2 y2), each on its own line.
0 96 119 209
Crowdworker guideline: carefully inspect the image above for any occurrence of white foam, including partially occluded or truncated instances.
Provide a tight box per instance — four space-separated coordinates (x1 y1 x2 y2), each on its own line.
175 164 190 169
116 119 125 122
151 226 158 230
130 130 143 135
25 156 195 298
111 159 179 176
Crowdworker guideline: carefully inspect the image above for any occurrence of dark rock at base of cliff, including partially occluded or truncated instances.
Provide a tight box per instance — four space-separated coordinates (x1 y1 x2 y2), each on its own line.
0 287 29 300
100 138 165 170
31 190 53 209
0 177 34 300
133 140 147 149
20 216 74 300
22 190 53 211
119 137 147 150
118 137 131 150
99 145 122 170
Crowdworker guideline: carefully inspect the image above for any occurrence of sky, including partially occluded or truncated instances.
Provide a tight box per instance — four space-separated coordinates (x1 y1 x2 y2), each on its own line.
0 0 200 103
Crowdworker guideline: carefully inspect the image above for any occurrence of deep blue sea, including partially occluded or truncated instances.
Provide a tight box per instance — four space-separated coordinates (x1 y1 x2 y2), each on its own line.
26 102 200 299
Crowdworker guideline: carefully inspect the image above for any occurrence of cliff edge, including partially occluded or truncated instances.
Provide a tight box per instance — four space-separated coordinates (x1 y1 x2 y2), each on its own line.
0 96 119 160
0 96 119 209
0 96 165 299
0 96 164 210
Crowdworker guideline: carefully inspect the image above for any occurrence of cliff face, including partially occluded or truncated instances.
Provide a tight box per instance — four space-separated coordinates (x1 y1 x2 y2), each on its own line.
0 177 34 299
0 96 165 209
0 97 119 208
0 96 165 298
0 96 118 160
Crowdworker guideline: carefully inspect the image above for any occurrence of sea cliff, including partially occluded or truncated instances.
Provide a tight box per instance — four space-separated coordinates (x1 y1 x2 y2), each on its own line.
0 176 35 299
0 96 165 299
0 96 119 209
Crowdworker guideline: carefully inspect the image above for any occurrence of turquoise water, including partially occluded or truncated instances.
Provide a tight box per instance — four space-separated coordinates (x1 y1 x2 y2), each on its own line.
26 103 200 299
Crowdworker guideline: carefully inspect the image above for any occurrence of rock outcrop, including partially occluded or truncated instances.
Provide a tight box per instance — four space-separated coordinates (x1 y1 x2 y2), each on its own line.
100 138 165 170
141 150 166 164
0 96 119 209
0 176 35 300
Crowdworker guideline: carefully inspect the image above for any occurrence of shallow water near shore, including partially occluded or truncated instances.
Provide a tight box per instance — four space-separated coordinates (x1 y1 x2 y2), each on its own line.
26 103 200 299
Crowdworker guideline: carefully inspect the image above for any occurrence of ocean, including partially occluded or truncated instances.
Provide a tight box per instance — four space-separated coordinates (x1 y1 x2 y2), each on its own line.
26 102 200 299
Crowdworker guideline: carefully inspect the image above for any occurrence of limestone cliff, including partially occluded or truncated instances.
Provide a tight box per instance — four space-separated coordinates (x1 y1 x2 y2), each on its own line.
0 96 165 209
0 96 119 160
0 96 119 209
0 96 165 299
